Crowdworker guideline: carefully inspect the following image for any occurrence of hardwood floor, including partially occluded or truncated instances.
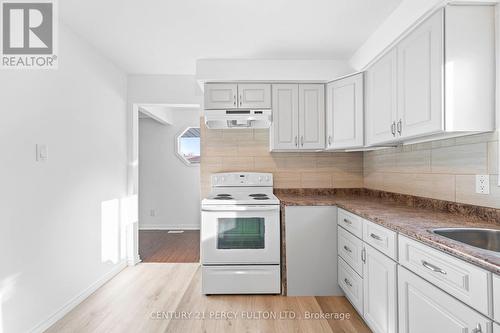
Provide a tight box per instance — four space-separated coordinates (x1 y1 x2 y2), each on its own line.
139 230 200 263
47 263 371 333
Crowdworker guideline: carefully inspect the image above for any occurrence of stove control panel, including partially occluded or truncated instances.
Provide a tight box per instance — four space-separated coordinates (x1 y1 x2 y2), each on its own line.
211 172 273 187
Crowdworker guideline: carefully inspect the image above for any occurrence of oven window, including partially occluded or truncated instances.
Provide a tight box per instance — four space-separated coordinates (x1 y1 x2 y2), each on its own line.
217 218 265 249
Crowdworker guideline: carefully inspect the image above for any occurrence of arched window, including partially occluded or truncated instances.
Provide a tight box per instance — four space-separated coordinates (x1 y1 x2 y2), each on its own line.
176 127 200 166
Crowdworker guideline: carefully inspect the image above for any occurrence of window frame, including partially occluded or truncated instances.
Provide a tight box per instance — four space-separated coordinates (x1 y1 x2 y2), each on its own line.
175 126 201 167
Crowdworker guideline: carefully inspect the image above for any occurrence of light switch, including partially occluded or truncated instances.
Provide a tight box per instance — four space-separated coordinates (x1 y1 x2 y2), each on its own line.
36 144 48 162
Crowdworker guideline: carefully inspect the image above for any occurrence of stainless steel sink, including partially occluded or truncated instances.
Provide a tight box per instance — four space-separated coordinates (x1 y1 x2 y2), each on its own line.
432 228 500 253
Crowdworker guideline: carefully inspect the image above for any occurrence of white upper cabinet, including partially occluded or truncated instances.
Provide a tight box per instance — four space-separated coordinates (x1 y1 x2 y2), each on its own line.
397 9 443 139
271 84 325 151
271 84 299 150
237 84 271 109
204 83 271 110
204 83 237 109
365 48 398 146
365 5 495 146
326 73 364 150
299 84 325 150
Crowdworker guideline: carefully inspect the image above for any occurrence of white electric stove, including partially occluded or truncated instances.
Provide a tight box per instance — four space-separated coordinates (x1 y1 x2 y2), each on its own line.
201 172 281 294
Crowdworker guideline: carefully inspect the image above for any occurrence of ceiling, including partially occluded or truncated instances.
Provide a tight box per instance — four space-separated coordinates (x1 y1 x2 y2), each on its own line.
60 0 402 75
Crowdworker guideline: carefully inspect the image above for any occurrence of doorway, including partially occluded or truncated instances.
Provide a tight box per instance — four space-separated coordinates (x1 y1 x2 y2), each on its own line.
136 104 201 263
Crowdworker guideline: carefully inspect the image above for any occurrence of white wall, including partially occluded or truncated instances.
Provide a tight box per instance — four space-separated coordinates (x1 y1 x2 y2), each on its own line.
139 110 201 230
0 23 128 333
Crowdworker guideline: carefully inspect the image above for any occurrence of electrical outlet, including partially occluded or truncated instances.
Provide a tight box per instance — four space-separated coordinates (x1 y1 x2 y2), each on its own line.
475 175 490 194
150 209 156 217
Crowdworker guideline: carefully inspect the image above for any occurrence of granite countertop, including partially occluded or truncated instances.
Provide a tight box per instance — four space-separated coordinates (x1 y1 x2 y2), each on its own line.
277 192 500 275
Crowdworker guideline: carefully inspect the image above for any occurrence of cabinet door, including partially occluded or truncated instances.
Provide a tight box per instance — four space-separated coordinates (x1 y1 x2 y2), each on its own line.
494 274 500 322
399 266 492 333
271 84 299 150
326 74 364 150
365 48 398 145
204 83 237 109
363 244 397 333
298 84 325 150
238 84 271 109
397 9 443 139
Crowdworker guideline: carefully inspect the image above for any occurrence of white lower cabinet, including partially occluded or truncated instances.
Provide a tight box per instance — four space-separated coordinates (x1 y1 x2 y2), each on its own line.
338 209 495 333
399 266 492 333
494 274 500 322
363 244 398 333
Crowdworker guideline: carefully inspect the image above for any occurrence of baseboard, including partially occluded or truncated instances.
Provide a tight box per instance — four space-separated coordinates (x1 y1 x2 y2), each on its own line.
139 224 200 230
30 261 127 333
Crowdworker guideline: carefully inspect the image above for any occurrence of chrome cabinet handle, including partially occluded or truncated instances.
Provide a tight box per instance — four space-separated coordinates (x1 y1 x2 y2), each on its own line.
294 136 298 147
370 233 382 241
390 121 395 136
472 323 482 333
343 218 352 225
300 136 304 147
421 260 447 275
397 119 402 135
343 245 352 253
328 135 332 146
361 247 366 263
233 95 236 106
344 278 352 287
239 94 242 107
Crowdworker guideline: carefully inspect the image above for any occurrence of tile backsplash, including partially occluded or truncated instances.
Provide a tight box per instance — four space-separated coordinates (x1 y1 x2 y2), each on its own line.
364 132 500 209
200 120 363 197
200 117 499 209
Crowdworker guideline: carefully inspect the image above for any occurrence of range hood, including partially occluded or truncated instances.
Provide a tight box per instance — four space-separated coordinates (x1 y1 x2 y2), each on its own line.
204 109 272 129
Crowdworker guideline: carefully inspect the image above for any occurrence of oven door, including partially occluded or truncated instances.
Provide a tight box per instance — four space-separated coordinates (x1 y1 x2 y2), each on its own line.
201 205 280 265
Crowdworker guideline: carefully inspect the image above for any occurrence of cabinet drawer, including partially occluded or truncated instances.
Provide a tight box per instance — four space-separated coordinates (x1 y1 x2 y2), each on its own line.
363 219 397 260
338 226 364 276
494 274 500 322
338 256 363 315
338 208 363 238
399 235 492 316
202 265 280 294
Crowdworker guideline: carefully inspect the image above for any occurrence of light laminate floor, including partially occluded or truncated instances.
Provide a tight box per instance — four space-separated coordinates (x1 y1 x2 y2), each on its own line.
47 263 371 333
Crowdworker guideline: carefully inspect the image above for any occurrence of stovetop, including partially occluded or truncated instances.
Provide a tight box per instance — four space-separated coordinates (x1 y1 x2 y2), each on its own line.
202 188 280 205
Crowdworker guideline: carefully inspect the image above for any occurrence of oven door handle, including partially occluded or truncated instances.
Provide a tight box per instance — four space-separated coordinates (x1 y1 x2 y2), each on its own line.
202 205 279 212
